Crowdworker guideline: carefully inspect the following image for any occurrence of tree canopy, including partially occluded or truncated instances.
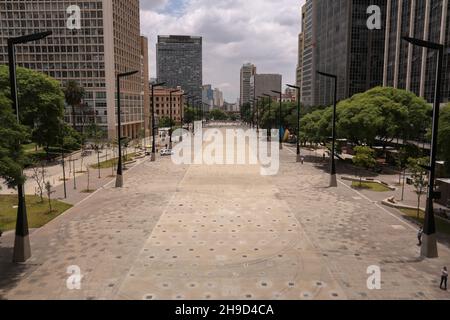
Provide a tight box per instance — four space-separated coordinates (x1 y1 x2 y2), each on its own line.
0 92 29 188
0 65 66 152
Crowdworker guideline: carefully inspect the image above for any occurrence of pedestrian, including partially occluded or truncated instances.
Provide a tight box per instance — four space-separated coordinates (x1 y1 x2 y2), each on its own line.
417 227 423 246
440 267 448 290
301 156 305 165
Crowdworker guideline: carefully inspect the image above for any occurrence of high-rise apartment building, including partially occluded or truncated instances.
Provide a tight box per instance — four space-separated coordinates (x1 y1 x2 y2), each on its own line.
156 35 203 104
213 88 224 109
240 63 256 106
250 74 282 100
202 84 214 111
296 5 307 90
300 0 386 106
0 0 149 140
383 0 449 104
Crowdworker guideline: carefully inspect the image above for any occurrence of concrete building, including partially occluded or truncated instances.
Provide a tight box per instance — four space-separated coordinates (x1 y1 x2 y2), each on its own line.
300 0 386 106
202 84 214 111
213 88 224 109
296 6 307 90
383 0 450 104
250 74 282 100
240 63 256 106
156 35 203 104
150 86 185 125
0 0 149 140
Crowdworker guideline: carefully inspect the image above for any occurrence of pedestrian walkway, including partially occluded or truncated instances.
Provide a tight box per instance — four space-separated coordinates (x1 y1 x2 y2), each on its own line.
1 128 450 300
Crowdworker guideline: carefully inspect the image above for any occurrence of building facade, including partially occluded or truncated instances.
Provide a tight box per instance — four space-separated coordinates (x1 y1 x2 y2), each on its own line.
250 74 283 100
383 0 450 104
156 35 203 104
300 0 386 106
240 63 256 107
202 84 214 111
150 86 185 125
0 0 149 140
213 88 224 109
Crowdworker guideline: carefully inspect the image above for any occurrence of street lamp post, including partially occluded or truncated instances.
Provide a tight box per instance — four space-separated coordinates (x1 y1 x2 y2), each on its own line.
263 94 273 142
115 70 139 188
180 93 188 142
317 71 338 188
150 82 166 162
169 89 181 149
403 36 444 258
272 90 283 150
287 84 302 162
8 31 52 263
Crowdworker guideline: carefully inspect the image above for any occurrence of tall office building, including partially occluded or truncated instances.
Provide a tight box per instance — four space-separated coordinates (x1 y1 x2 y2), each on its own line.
300 0 386 106
0 0 149 140
240 63 256 106
250 74 282 99
296 6 307 90
213 88 224 109
383 0 449 104
202 84 214 111
156 35 203 104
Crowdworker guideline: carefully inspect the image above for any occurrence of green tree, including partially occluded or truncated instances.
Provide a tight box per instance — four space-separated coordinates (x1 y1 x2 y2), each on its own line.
352 146 377 186
407 157 429 219
438 104 450 176
63 80 85 130
240 102 252 124
210 109 229 121
0 92 29 188
0 66 66 156
336 87 431 147
158 116 175 128
184 106 196 124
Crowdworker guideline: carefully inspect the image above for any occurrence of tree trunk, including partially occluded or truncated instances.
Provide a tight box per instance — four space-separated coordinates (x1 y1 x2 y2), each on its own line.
417 195 421 220
72 105 76 130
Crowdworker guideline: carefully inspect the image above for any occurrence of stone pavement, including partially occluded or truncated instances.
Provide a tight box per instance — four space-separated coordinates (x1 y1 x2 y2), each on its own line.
1 127 450 300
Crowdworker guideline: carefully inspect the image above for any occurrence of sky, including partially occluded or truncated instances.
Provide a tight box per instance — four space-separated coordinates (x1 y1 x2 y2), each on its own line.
139 0 305 102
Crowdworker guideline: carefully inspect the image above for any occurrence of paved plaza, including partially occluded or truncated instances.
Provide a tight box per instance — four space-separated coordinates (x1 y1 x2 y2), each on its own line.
1 126 450 300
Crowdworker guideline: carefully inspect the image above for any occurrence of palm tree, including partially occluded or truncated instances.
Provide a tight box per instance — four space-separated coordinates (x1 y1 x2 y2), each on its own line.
64 80 85 131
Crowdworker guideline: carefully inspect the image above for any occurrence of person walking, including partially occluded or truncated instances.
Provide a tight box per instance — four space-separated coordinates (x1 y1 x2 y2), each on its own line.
441 267 448 291
417 227 423 246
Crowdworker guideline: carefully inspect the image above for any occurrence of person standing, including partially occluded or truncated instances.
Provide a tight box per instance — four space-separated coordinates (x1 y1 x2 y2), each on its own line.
441 267 448 291
417 227 423 246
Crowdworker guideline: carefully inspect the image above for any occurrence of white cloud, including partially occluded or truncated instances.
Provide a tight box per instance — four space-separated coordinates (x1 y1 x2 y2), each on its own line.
140 0 305 101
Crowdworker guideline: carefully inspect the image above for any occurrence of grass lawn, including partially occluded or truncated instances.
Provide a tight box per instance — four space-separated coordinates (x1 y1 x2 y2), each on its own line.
22 143 39 153
90 153 136 169
0 195 72 232
400 208 450 236
351 181 391 192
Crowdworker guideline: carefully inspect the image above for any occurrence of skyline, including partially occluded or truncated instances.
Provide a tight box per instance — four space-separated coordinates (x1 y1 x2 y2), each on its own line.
139 0 304 101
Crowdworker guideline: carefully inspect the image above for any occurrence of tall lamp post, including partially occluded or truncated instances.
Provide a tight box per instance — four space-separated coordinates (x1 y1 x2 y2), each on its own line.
317 71 338 188
287 84 302 162
150 82 166 162
263 94 273 142
403 36 444 258
115 70 139 188
272 90 283 150
180 93 188 142
8 31 52 263
169 89 181 149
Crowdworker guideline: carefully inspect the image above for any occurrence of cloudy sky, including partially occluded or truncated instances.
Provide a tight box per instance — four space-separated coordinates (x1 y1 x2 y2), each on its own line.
140 0 305 102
